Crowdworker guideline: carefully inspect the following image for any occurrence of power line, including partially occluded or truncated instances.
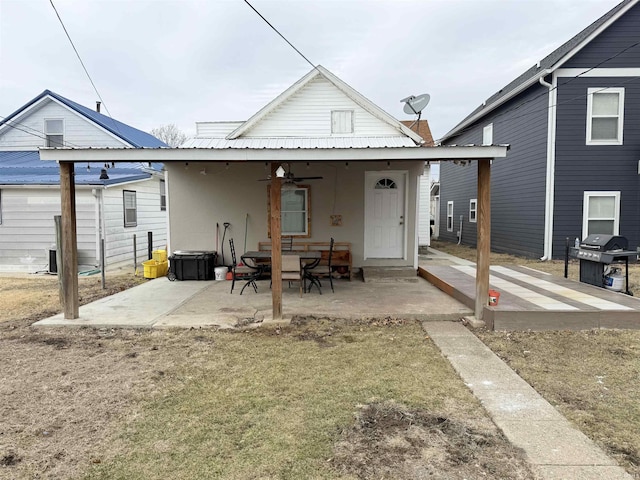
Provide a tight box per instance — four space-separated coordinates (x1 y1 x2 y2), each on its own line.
0 115 84 148
444 40 640 141
49 0 121 135
243 0 317 71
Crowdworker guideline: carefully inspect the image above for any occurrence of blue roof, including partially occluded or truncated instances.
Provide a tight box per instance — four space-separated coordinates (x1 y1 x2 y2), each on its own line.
0 151 162 186
0 90 168 148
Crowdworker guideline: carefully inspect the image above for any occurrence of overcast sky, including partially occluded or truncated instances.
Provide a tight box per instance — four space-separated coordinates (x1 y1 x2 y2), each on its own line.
0 0 623 142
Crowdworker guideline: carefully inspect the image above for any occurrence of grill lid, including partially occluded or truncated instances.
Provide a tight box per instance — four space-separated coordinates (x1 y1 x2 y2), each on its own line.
580 234 628 252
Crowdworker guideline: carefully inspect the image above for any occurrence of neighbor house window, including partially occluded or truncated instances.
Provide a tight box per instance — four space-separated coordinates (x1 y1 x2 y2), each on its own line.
482 123 493 145
331 110 354 134
267 185 311 237
586 88 624 145
583 191 620 238
469 198 477 223
123 190 137 227
447 201 454 232
160 180 166 211
44 119 64 147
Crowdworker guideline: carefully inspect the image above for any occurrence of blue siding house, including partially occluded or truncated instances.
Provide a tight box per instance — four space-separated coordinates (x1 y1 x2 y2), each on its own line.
439 0 640 259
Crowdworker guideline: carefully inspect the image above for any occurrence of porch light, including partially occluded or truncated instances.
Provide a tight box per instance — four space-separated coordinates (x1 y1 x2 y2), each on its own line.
99 168 109 180
275 165 286 178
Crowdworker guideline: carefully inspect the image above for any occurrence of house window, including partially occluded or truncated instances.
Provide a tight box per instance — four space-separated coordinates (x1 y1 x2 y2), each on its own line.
447 201 454 232
123 190 137 227
160 180 166 211
331 110 354 134
282 187 309 235
482 123 493 145
44 119 64 147
0 189 3 225
469 198 477 223
583 191 620 238
586 88 624 145
267 185 311 237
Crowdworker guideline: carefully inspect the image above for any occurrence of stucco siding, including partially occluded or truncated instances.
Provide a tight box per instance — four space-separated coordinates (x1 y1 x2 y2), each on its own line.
245 76 402 138
563 3 640 69
166 160 421 269
440 85 549 257
0 99 127 150
553 76 640 254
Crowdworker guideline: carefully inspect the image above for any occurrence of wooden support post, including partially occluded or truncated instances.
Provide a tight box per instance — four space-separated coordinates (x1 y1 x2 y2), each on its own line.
475 159 491 321
270 162 283 320
60 162 79 319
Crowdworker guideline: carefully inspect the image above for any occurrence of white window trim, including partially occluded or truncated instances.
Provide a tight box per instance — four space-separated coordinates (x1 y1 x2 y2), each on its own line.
582 191 620 239
446 201 454 232
482 123 493 145
586 87 624 145
123 190 137 227
160 179 166 211
44 118 65 147
281 186 310 236
469 198 477 223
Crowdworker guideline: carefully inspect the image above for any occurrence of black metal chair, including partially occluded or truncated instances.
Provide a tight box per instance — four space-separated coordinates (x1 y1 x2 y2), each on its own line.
229 238 260 294
282 236 293 251
304 237 334 293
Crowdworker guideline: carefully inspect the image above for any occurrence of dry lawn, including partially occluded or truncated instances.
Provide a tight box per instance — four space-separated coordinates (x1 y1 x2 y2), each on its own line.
0 273 536 479
432 239 640 478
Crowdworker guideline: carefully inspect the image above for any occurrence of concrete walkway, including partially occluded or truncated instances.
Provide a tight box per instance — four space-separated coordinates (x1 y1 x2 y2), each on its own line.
423 321 633 480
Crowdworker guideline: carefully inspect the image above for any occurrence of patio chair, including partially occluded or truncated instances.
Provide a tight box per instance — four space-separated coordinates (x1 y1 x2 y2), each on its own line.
282 236 293 251
281 254 303 297
304 237 334 293
229 238 260 294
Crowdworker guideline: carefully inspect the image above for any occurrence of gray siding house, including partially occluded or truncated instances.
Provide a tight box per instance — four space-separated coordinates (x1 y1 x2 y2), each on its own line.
439 0 640 259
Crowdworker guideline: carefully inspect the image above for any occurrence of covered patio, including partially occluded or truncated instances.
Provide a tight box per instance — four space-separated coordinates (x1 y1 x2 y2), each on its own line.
34 266 472 329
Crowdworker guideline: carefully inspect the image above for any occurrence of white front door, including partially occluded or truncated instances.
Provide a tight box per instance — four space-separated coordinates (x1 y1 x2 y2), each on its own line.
364 171 406 258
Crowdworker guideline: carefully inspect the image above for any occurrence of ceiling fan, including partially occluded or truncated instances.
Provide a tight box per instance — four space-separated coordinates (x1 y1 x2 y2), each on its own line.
258 164 323 184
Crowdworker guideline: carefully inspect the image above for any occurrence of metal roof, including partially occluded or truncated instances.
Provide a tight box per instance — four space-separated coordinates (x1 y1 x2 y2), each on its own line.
180 136 416 149
0 90 168 148
0 151 161 186
441 0 637 141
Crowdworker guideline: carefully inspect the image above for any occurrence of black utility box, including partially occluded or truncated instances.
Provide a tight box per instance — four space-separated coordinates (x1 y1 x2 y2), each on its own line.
169 251 217 280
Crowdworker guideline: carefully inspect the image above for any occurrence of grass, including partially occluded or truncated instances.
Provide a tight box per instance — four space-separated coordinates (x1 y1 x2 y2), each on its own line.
431 239 640 477
82 320 533 480
478 329 640 478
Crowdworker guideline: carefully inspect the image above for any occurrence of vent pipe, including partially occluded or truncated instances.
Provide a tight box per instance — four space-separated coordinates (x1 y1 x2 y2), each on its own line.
96 101 101 113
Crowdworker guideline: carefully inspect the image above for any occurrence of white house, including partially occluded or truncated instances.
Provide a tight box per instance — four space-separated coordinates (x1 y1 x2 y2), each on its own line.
0 90 168 272
41 66 507 320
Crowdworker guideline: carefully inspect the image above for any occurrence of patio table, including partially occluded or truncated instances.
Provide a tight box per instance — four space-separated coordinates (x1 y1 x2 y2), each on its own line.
242 250 322 294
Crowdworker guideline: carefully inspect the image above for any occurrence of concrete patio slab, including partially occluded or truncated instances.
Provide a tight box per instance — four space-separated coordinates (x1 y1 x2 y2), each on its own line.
34 274 472 329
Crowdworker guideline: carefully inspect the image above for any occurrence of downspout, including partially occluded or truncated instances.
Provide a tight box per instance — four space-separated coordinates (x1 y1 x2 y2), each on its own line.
539 71 557 260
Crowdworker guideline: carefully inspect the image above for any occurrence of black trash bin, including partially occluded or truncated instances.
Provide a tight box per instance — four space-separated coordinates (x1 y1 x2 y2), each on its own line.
168 251 217 281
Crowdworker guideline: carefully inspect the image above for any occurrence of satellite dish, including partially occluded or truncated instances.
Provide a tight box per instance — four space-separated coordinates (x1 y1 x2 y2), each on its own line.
401 93 430 115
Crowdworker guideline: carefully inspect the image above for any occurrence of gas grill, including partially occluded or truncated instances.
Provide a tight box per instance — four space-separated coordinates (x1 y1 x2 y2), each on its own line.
569 234 635 294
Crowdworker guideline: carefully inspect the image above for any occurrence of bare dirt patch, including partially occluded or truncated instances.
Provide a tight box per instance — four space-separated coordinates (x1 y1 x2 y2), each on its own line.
332 400 533 480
